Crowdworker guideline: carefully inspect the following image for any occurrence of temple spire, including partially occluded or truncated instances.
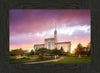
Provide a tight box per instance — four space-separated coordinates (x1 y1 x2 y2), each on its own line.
54 23 57 42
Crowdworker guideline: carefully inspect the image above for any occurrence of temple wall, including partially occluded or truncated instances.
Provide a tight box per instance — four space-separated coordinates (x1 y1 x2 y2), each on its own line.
45 39 55 50
56 44 71 52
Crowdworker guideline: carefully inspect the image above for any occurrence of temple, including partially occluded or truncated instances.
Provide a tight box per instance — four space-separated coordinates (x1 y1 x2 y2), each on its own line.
34 24 71 52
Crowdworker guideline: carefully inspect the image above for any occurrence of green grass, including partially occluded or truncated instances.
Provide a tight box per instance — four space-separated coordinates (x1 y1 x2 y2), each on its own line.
10 56 91 64
9 56 59 64
45 56 91 64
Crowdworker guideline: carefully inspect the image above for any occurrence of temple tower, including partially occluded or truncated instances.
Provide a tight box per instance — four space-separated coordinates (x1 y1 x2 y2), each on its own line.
54 23 57 42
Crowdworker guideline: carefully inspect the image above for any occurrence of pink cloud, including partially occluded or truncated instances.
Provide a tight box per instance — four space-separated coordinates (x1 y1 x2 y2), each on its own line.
10 9 90 50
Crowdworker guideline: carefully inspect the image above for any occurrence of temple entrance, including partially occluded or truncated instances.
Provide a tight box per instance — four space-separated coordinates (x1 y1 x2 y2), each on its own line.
48 42 51 49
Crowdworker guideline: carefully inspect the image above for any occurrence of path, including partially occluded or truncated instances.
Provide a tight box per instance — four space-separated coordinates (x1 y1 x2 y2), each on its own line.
23 57 64 64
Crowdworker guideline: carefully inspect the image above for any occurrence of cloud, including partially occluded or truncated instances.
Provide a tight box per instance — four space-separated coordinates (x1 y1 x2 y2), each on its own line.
10 10 90 50
34 24 90 37
10 10 90 36
57 24 90 41
10 23 90 46
58 24 90 36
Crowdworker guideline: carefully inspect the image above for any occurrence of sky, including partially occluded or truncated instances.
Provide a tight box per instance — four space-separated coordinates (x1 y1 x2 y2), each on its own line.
10 9 90 53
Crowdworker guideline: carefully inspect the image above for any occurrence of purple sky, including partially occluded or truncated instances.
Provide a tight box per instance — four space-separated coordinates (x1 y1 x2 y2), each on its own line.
10 9 90 52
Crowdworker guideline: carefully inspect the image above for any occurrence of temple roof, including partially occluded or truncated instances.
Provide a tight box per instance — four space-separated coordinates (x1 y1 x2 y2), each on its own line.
45 38 55 41
34 44 45 46
55 41 71 45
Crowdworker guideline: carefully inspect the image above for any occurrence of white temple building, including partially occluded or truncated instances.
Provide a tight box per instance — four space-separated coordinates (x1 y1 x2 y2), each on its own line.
34 24 71 52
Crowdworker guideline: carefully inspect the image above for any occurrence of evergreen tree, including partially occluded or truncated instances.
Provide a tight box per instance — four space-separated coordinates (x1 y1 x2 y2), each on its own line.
30 49 34 55
60 46 64 55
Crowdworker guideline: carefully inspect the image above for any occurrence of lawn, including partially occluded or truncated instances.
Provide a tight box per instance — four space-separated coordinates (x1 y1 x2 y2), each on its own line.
10 56 91 64
9 56 59 64
45 56 91 64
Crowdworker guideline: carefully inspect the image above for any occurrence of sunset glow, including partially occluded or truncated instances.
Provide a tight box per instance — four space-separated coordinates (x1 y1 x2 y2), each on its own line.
10 9 90 53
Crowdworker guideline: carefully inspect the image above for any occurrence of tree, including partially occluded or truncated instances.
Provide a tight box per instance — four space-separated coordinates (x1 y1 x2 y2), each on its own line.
75 43 84 56
9 48 27 56
87 42 91 51
74 43 91 56
60 46 64 55
77 43 83 50
86 42 91 56
35 48 37 52
51 48 61 55
36 48 48 57
46 49 52 55
30 49 34 55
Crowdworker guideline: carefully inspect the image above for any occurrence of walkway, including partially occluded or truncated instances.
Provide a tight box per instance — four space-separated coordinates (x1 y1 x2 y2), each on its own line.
23 57 64 64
